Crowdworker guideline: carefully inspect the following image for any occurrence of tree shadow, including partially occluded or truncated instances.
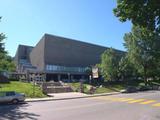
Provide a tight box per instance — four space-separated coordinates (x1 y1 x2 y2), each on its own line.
139 90 159 93
0 103 40 120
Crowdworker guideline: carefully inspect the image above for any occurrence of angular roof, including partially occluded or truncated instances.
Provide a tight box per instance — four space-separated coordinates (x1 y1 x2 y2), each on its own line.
14 44 34 65
15 33 125 71
30 34 124 70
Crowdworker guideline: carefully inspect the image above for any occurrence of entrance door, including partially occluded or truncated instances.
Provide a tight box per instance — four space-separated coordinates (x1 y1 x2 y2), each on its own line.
46 74 58 82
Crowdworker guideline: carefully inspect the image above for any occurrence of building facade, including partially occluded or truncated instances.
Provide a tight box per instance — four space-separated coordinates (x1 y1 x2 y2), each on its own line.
14 34 123 82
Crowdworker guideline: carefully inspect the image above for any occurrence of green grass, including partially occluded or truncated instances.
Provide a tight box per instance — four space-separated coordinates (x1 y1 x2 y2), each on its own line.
68 82 125 94
0 81 46 98
151 80 160 85
95 87 114 94
68 83 92 93
95 84 125 94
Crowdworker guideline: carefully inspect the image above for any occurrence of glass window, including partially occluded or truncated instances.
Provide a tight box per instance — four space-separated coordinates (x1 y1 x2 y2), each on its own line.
46 64 86 72
6 92 15 96
0 92 6 97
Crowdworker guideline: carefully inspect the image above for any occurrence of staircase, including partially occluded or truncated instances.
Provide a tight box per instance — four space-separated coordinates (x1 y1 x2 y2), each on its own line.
41 81 73 94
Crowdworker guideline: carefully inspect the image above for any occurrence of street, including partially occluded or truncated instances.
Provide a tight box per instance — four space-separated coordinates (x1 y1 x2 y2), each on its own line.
0 91 160 120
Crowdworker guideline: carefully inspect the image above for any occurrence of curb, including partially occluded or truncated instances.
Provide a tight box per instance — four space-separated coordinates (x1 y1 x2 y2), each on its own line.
25 92 120 103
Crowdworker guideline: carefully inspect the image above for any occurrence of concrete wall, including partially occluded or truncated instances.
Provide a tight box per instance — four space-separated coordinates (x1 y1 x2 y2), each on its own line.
30 36 45 70
15 33 125 72
14 45 33 65
44 34 108 67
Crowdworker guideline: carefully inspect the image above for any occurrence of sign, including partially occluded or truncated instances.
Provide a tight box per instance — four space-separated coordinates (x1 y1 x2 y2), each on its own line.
92 67 99 78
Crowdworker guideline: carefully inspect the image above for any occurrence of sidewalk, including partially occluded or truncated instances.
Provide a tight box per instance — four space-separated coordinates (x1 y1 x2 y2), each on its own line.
26 92 120 102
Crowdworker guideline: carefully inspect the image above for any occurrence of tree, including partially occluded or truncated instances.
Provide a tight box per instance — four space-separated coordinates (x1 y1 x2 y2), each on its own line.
0 17 5 53
0 55 16 72
0 17 16 72
114 0 160 32
0 33 5 53
119 55 139 82
0 33 6 61
124 25 160 84
0 17 6 59
100 48 123 81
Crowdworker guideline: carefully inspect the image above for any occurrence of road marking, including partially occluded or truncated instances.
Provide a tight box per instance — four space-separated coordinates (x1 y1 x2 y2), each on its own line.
110 97 128 101
94 96 112 100
93 96 160 108
119 98 135 102
152 103 160 107
106 97 119 101
128 99 145 103
140 100 156 105
95 97 136 102
95 97 127 102
35 102 107 112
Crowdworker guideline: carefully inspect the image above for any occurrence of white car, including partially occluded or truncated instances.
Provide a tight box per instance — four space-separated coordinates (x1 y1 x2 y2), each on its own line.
0 91 25 104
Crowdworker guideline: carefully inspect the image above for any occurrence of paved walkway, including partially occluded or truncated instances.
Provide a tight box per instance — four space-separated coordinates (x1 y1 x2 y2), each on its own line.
26 92 119 102
48 92 87 98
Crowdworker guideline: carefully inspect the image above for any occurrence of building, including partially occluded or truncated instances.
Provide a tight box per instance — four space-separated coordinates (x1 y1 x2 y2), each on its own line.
14 33 123 82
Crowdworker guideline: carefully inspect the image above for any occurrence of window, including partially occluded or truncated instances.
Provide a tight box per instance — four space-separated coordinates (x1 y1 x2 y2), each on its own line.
6 92 15 96
46 64 86 73
0 92 5 97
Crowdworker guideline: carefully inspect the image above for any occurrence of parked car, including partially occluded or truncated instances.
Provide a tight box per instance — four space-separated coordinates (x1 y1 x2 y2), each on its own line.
0 91 25 104
121 86 138 93
138 85 151 91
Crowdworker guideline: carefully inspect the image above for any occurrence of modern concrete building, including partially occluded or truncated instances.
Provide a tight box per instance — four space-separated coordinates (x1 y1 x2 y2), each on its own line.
14 34 123 82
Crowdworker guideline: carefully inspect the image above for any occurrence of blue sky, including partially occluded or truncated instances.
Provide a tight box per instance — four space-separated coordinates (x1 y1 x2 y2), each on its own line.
0 0 132 57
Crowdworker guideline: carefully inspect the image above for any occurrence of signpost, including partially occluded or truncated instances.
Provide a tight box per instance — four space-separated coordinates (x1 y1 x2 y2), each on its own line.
92 67 99 79
80 79 84 93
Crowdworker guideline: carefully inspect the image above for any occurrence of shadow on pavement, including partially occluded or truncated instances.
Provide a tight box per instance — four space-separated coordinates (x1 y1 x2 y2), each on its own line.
135 90 160 94
0 103 40 120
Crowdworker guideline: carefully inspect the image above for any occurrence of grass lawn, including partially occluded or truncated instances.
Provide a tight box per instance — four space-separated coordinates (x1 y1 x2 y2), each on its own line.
68 83 92 93
0 81 46 98
95 84 125 94
68 82 125 94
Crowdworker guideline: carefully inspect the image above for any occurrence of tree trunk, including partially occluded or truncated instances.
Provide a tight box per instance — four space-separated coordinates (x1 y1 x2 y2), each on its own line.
144 65 148 86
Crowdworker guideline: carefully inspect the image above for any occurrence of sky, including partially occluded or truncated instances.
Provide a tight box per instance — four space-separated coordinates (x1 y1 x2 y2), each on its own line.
0 0 132 57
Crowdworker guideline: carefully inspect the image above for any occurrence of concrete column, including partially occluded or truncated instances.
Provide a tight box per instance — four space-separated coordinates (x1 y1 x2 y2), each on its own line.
44 73 46 82
81 75 86 82
58 74 61 81
81 75 85 79
71 75 74 82
26 70 29 82
68 73 70 82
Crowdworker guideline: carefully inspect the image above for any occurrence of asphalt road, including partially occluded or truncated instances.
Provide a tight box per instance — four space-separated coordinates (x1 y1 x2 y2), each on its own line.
0 91 160 120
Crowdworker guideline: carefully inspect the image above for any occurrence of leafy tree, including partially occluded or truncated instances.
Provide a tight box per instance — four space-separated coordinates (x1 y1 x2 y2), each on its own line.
0 17 16 72
100 48 123 81
119 56 139 82
114 0 160 32
0 33 5 53
0 55 16 72
0 17 6 59
0 17 5 53
0 33 6 61
124 25 160 84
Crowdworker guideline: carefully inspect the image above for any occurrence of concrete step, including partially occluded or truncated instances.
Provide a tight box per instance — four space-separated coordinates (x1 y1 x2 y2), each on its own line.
43 86 73 93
